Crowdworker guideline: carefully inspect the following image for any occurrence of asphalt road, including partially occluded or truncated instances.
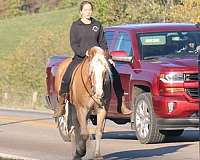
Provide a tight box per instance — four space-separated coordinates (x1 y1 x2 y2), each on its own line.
0 108 199 160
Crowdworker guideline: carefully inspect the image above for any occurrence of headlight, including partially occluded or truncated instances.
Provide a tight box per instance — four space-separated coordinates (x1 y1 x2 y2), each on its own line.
160 73 184 82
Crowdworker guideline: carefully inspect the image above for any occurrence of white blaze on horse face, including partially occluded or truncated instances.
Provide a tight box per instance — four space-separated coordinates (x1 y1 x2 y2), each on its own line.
94 64 104 98
91 53 107 98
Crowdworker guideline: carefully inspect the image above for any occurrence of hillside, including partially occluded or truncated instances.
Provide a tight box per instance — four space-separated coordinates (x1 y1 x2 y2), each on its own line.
0 7 78 58
0 7 78 110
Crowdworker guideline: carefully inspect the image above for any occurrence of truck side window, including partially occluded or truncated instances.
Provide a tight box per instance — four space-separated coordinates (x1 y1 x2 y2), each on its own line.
114 32 133 56
104 31 114 50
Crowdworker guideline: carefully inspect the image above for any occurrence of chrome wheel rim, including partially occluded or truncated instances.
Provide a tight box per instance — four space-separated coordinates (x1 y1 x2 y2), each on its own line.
58 116 68 135
135 100 151 138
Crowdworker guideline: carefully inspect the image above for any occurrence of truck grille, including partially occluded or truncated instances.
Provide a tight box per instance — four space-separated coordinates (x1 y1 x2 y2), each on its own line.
186 88 199 99
184 73 198 81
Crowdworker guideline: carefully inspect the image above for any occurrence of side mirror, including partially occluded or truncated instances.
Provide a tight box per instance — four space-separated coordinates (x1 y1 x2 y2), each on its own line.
111 50 133 63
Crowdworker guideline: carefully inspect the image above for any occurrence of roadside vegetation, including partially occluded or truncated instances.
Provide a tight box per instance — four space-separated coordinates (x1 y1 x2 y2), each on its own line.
0 0 199 110
0 7 78 110
92 0 200 24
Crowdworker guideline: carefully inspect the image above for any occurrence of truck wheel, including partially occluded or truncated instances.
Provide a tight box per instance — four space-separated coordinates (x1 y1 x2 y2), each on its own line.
161 130 184 137
134 93 165 144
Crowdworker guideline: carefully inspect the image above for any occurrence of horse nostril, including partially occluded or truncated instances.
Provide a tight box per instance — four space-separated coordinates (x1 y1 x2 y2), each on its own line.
101 92 104 98
94 90 103 99
97 94 102 99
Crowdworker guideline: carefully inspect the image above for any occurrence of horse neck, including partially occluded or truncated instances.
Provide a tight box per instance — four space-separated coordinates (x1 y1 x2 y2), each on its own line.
70 57 91 104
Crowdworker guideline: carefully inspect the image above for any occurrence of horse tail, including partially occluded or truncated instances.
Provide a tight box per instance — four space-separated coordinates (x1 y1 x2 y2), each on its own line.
102 70 112 107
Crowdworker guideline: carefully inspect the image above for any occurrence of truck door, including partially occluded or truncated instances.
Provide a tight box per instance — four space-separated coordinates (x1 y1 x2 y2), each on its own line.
110 31 134 113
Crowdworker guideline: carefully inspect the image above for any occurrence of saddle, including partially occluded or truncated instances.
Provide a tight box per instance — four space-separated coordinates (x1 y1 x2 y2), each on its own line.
54 57 72 96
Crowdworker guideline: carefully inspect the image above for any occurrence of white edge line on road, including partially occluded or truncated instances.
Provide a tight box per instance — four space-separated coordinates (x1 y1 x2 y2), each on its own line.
0 153 39 160
0 106 53 115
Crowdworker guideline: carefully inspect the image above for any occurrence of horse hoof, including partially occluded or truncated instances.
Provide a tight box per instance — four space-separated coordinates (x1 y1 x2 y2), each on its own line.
65 133 72 142
73 153 83 160
81 134 89 141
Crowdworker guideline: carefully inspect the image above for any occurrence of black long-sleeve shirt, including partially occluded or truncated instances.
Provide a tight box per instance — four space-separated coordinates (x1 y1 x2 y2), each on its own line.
70 17 108 58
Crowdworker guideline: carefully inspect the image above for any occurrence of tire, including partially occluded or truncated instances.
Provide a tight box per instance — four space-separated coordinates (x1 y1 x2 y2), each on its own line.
134 92 165 144
161 130 184 137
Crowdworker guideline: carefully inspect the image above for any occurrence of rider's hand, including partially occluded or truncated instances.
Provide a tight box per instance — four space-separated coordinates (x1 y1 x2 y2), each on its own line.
196 45 200 53
108 58 115 67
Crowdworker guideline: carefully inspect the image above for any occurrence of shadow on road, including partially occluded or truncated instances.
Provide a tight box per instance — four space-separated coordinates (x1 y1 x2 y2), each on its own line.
102 130 200 142
103 144 190 160
102 131 137 140
164 130 200 143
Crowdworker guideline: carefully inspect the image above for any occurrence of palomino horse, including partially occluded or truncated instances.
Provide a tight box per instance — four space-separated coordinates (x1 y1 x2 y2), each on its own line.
55 46 112 159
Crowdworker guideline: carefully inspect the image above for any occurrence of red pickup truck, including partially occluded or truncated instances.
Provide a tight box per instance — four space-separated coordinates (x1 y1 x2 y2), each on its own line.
46 23 200 144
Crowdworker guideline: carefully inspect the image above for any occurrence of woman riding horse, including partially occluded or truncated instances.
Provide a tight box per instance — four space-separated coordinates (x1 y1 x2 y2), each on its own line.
54 0 132 118
55 46 112 159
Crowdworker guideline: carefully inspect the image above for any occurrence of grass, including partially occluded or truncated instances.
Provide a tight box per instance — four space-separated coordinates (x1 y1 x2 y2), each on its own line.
0 8 78 58
0 8 79 110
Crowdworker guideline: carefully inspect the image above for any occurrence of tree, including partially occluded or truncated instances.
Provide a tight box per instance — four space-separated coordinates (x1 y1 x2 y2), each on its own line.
166 0 200 23
92 0 164 24
92 0 200 25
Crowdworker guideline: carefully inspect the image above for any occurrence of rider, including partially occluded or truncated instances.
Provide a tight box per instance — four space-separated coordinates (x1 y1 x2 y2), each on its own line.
53 0 132 118
178 39 197 54
184 39 196 53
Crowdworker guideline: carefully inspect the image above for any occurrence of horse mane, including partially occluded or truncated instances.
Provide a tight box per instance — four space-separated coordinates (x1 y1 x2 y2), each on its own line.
87 46 104 60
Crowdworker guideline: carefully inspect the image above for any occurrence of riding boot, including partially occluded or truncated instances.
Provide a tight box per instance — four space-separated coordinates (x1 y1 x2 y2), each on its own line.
53 94 67 118
121 96 132 115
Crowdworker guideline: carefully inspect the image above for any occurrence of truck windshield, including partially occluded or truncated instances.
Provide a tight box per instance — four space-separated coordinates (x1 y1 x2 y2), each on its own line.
138 31 200 59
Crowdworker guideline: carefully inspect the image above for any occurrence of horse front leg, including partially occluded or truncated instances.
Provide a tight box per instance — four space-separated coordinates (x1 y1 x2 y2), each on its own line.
77 107 89 141
95 107 106 159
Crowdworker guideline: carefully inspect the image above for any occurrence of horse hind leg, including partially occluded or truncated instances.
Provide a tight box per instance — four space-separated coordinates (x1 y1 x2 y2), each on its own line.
94 107 106 159
72 126 87 160
71 106 87 159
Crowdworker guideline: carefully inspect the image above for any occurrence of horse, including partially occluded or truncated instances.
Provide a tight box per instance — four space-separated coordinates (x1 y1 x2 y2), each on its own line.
55 46 112 160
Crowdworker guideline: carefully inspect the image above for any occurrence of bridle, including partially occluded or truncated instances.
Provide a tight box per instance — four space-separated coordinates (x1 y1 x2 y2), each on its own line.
80 56 108 107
